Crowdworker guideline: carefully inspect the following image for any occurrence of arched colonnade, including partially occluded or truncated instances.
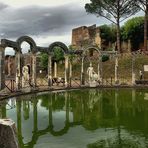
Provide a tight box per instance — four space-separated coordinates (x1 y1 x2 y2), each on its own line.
0 36 118 91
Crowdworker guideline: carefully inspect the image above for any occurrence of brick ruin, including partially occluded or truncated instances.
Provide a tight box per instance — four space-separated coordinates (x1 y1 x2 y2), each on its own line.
71 24 144 52
71 24 101 49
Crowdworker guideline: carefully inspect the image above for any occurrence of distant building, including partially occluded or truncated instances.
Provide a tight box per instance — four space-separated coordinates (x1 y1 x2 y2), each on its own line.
71 24 101 49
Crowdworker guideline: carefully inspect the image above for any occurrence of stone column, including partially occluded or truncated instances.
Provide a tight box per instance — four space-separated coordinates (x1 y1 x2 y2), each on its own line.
115 55 118 84
0 119 19 148
64 54 69 87
48 54 52 86
32 53 37 87
54 62 57 78
81 56 85 85
15 51 22 90
0 46 5 90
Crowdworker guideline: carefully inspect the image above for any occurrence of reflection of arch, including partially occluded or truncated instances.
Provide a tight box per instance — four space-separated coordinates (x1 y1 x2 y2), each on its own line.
17 36 37 53
48 42 69 54
23 121 82 148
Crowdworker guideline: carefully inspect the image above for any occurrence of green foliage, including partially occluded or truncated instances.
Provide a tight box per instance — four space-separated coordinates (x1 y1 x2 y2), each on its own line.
53 47 64 62
85 0 139 24
121 16 144 49
102 55 109 62
40 47 65 70
99 24 116 43
40 53 48 70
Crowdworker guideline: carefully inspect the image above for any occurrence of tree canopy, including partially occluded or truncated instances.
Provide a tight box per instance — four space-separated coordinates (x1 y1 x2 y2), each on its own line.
121 17 144 50
85 0 140 52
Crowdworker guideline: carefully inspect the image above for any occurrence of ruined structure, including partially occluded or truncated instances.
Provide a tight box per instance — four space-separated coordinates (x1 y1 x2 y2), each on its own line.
71 24 133 52
71 24 101 49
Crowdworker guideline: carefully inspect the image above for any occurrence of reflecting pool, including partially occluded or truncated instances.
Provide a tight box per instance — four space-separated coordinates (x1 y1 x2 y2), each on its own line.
1 88 148 148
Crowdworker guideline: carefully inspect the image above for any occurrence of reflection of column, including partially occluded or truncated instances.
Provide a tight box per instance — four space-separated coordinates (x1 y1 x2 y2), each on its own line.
48 54 52 86
0 45 5 90
81 56 85 85
33 99 38 132
54 62 57 78
1 104 6 118
15 51 22 90
23 101 30 120
32 53 37 87
115 55 118 84
69 61 72 87
16 101 23 147
65 92 69 123
98 55 102 83
132 55 135 85
115 90 119 117
132 89 136 117
64 55 69 87
49 97 53 129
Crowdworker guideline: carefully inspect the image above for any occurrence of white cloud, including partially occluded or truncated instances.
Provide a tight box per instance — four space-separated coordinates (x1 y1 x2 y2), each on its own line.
0 0 90 7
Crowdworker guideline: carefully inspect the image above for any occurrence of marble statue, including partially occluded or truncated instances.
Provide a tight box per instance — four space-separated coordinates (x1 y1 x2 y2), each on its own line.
22 66 30 87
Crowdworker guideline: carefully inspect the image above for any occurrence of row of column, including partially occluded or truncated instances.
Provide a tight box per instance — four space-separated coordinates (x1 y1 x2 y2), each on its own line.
0 51 119 90
0 45 37 91
48 54 69 87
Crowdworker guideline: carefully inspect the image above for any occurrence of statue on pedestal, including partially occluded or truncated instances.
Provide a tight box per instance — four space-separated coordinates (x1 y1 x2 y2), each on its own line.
87 63 94 81
22 66 30 88
87 63 98 87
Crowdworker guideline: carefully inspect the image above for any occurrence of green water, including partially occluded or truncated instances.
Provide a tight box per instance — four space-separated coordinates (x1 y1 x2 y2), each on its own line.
1 88 148 148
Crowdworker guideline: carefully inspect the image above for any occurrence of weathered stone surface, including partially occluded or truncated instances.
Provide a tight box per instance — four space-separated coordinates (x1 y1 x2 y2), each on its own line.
71 24 101 49
0 119 19 148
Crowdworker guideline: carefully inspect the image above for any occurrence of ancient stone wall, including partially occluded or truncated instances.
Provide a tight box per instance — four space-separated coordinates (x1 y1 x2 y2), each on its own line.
71 24 101 49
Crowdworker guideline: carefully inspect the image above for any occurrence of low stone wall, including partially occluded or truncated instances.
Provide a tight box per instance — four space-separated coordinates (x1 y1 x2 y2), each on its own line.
0 119 19 148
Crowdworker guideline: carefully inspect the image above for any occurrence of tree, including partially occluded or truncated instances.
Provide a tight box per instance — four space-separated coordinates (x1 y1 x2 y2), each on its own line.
136 0 148 50
99 24 116 44
40 47 65 70
85 0 139 53
121 17 144 50
52 47 64 62
40 53 48 70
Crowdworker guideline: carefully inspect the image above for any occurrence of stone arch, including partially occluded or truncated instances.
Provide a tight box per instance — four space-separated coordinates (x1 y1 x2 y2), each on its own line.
17 36 37 53
48 42 69 54
83 46 101 55
1 39 19 52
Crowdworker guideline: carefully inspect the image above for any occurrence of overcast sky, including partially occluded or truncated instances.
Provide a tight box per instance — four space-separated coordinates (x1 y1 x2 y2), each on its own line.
0 0 144 54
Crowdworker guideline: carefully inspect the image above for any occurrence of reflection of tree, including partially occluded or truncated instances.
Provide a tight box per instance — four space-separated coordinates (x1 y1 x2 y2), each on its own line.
0 102 6 118
87 137 141 148
3 89 148 148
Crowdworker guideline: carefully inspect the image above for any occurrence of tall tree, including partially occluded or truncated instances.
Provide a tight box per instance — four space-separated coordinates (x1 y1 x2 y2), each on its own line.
121 17 144 50
85 0 139 53
137 0 148 51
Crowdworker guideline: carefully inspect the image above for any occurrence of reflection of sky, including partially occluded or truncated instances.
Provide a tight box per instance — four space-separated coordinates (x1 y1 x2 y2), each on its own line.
34 127 148 148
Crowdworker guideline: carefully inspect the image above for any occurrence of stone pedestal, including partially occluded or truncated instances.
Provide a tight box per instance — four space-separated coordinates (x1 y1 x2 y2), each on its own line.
89 80 97 87
0 119 19 148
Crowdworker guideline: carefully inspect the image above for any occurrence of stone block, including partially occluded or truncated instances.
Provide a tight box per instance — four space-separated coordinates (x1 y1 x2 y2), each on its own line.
0 119 19 148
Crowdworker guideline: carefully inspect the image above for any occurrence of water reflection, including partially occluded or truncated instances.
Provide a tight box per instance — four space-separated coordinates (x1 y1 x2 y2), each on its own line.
0 89 148 148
